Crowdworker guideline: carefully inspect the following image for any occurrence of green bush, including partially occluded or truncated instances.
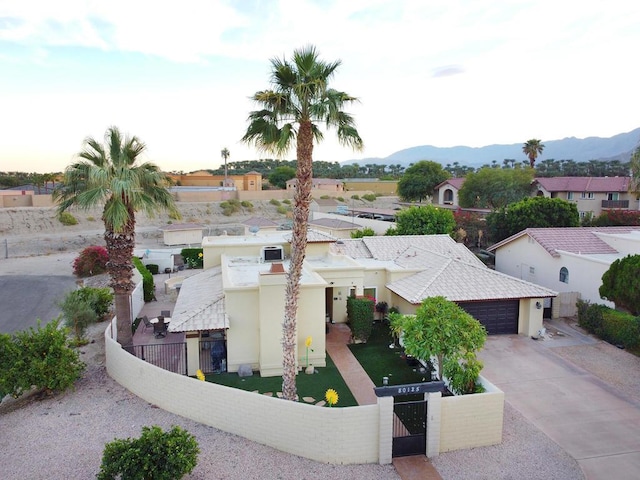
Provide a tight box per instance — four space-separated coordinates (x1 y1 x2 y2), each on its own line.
336 196 345 202
282 199 291 205
269 198 281 206
362 193 377 202
320 195 330 199
350 227 375 239
351 194 360 200
240 200 254 210
58 286 113 342
58 211 78 225
145 264 159 275
0 319 85 398
181 248 203 269
97 425 199 480
276 205 288 215
347 296 374 342
133 257 155 302
577 300 640 349
73 245 108 277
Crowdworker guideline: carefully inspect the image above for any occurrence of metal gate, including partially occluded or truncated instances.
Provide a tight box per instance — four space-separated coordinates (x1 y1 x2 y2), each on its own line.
392 399 427 457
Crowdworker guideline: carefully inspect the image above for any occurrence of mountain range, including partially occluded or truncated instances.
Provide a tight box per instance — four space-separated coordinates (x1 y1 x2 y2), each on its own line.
342 127 640 168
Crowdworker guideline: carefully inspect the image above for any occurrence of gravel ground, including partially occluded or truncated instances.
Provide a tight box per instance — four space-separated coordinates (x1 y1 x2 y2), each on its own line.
5 228 638 479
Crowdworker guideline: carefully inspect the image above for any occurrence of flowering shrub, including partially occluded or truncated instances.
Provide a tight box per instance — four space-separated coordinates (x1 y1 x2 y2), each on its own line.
181 248 204 269
73 245 108 277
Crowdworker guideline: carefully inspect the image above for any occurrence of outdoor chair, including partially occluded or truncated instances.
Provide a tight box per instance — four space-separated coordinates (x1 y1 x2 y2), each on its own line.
141 315 152 333
153 317 167 338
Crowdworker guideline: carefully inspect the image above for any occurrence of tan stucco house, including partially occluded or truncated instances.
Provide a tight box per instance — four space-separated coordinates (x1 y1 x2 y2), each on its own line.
286 178 344 192
167 231 556 378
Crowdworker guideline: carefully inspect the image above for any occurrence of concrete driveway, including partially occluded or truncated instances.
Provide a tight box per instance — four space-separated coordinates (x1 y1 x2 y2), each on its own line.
480 323 640 480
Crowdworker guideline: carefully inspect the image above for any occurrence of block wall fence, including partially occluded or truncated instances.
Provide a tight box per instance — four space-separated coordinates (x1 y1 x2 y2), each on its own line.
104 320 504 464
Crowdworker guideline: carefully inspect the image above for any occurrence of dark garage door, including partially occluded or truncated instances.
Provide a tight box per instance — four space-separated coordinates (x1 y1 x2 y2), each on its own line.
457 300 519 335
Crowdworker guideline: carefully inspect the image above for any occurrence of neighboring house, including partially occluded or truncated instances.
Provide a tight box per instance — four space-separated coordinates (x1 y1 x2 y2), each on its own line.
241 216 280 235
158 223 203 246
310 197 340 213
308 217 362 239
168 171 262 191
169 232 555 377
532 177 638 219
286 178 344 192
435 178 465 206
488 226 640 317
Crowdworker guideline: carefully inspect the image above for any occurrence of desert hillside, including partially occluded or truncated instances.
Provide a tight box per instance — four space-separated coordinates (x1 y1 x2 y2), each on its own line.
0 197 399 258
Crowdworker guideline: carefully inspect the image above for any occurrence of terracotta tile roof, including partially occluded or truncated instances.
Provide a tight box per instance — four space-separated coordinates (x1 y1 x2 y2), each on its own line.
435 177 465 189
488 226 639 257
534 176 630 192
168 266 228 332
387 249 556 304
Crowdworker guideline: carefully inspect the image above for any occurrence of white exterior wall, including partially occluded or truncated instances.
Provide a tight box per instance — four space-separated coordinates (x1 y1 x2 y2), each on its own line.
437 186 459 206
494 235 614 311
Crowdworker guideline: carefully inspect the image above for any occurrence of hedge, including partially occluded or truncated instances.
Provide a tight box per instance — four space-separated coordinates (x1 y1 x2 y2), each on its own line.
577 300 640 350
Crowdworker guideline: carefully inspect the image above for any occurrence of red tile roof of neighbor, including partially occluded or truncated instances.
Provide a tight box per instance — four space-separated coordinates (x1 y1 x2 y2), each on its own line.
488 226 639 256
436 177 465 189
534 176 631 192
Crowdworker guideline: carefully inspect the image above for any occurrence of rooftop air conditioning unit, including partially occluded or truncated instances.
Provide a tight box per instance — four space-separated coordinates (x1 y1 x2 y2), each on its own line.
261 245 284 262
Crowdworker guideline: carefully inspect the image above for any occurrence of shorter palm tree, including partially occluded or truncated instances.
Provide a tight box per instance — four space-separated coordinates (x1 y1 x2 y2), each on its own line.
53 126 179 347
523 139 545 169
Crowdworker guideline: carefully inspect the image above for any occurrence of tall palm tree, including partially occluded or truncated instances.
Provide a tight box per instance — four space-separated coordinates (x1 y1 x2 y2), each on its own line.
242 45 363 401
53 126 179 348
221 148 230 185
523 139 545 169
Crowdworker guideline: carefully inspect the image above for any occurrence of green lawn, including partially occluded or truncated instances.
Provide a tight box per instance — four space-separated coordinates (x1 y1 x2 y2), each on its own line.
348 321 432 388
204 353 358 407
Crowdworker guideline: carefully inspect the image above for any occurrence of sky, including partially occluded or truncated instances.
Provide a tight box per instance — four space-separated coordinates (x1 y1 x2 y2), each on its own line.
1 0 639 174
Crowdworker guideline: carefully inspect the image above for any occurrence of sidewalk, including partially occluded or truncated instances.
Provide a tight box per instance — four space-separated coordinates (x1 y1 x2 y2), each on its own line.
326 322 442 480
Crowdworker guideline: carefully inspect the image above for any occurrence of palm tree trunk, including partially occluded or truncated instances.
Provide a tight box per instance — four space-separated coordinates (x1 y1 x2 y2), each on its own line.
281 121 314 401
105 213 136 348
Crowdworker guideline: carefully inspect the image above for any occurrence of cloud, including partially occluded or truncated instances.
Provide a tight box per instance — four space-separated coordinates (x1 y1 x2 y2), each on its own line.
432 64 465 78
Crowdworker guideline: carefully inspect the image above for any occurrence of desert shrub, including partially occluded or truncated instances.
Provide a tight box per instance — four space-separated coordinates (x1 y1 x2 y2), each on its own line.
97 425 199 480
269 198 281 206
58 286 113 342
168 210 181 220
181 248 203 269
350 227 375 238
75 286 113 318
336 196 345 202
350 194 360 200
241 200 254 210
347 296 374 342
320 195 330 199
601 310 640 349
73 245 108 277
0 319 85 398
145 264 159 275
220 200 241 216
276 205 288 215
58 211 78 225
86 216 96 222
362 193 376 202
444 353 486 395
132 257 155 302
282 199 291 205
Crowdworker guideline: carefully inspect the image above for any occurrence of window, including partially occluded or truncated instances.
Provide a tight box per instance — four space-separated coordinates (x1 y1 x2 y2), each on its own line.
580 192 594 199
529 266 535 275
559 267 569 283
363 287 377 302
579 211 586 219
567 192 574 200
607 192 619 201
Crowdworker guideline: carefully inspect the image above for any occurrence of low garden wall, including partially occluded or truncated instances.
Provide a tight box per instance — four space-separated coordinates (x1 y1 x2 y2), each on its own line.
439 375 504 452
105 320 385 465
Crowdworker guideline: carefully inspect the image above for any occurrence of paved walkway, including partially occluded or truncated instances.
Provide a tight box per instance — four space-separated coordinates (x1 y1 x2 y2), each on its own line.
480 320 640 480
326 323 442 480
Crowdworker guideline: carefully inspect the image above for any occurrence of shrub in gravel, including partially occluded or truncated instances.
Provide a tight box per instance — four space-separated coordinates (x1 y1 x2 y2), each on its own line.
0 319 85 398
97 425 199 480
73 245 108 277
58 211 78 225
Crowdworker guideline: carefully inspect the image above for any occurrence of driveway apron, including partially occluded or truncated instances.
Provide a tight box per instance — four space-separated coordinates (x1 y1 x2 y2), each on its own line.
480 332 640 480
